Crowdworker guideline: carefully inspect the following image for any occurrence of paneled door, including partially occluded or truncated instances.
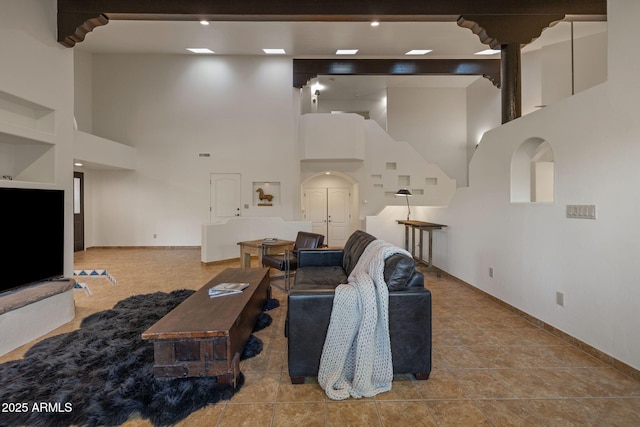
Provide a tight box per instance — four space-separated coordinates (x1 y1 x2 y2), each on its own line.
304 187 327 236
210 173 241 221
327 187 350 247
303 187 351 247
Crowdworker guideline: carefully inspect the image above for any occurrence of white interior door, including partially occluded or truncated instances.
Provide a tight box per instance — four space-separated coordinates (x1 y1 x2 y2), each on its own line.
304 187 351 246
304 188 328 236
210 173 241 221
327 187 350 247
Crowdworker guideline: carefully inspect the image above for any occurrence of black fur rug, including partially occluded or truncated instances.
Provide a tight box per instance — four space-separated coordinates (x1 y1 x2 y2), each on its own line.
0 290 279 427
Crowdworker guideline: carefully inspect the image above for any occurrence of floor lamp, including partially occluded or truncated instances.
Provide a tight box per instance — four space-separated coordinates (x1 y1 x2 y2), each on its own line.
395 188 412 220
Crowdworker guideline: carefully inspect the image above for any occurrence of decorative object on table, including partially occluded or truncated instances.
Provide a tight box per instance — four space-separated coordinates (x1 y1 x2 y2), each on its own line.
395 188 413 220
0 290 279 427
208 282 250 298
256 188 273 206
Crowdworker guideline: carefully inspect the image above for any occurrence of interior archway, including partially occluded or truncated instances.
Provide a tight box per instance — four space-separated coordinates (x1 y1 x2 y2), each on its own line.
511 138 554 203
301 172 359 246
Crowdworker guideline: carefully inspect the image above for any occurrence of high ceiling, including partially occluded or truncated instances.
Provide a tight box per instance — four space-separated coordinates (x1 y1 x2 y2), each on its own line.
75 19 606 97
66 0 605 99
75 19 605 59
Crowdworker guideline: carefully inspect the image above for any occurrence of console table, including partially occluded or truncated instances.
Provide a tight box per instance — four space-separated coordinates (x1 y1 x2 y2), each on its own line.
397 220 447 274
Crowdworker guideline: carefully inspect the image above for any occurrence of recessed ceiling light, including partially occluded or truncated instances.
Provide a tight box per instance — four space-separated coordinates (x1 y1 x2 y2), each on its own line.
199 20 210 26
405 49 433 55
263 48 286 54
74 162 83 167
186 48 214 54
475 49 501 55
370 21 380 27
336 49 358 55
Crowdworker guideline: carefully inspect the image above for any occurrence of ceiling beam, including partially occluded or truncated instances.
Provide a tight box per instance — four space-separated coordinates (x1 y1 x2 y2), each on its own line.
57 0 606 47
293 59 501 89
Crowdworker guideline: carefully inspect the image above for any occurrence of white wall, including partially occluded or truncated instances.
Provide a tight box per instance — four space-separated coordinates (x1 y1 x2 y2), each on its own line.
521 49 543 116
317 94 388 130
387 87 468 187
300 113 365 160
85 54 300 246
408 0 640 371
0 0 75 277
73 50 93 133
539 29 608 106
201 217 311 262
466 78 501 175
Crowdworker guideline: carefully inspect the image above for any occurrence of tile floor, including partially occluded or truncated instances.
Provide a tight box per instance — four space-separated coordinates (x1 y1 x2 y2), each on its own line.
1 247 639 426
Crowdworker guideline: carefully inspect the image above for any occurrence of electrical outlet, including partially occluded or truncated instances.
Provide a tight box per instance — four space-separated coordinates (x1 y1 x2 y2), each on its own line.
489 268 494 278
556 291 565 307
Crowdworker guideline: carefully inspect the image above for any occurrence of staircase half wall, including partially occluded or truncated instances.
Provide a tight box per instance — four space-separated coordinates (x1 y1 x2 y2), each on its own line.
300 113 456 218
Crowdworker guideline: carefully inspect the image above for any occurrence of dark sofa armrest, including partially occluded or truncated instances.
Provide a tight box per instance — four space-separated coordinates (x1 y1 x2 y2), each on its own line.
286 287 432 379
296 248 344 268
287 290 336 378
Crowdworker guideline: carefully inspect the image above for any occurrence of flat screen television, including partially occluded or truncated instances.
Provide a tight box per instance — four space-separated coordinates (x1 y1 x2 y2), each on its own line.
0 187 65 294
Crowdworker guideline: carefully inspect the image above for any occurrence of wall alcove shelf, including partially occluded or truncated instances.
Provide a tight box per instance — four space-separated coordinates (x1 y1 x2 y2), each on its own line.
0 90 56 184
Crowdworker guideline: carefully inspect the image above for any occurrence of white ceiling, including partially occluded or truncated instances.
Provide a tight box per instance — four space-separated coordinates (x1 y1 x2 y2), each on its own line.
76 19 607 97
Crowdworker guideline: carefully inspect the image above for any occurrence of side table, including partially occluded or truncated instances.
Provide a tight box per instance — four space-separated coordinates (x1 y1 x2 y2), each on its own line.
237 239 294 268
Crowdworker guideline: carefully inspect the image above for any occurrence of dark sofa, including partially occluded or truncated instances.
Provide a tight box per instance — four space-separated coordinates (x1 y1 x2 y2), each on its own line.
286 230 432 384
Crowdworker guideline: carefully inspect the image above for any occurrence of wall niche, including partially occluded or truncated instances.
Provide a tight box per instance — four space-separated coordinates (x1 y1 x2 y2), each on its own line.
511 138 554 203
253 182 280 206
0 90 56 184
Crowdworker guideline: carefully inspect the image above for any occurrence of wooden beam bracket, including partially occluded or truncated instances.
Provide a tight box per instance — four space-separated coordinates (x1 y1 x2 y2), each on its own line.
58 12 109 48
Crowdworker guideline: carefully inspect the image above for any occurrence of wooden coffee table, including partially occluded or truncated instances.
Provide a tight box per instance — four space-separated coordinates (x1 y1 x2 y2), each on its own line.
141 268 270 386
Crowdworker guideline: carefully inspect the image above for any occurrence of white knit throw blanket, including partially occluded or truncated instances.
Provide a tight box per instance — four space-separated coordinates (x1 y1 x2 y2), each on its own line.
318 239 413 400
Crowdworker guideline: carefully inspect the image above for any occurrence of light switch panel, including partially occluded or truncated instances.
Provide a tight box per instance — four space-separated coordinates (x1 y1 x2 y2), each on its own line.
566 205 596 219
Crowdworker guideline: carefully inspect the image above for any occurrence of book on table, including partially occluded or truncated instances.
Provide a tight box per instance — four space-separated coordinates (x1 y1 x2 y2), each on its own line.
208 282 250 298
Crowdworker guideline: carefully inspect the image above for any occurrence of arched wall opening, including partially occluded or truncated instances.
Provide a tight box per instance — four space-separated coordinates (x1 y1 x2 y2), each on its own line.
511 138 555 203
301 171 359 246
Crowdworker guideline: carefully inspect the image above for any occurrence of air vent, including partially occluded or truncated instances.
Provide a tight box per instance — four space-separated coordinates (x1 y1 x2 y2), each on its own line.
198 153 211 158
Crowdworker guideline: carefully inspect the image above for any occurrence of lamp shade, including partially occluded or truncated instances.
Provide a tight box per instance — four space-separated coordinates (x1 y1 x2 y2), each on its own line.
395 189 412 196
395 189 412 220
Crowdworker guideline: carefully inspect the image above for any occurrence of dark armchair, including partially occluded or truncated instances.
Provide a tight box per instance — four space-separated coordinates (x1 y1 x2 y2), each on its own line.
261 231 324 289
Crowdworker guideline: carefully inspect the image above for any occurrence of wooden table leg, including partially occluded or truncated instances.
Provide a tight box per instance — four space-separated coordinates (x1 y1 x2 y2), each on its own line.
239 246 251 268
